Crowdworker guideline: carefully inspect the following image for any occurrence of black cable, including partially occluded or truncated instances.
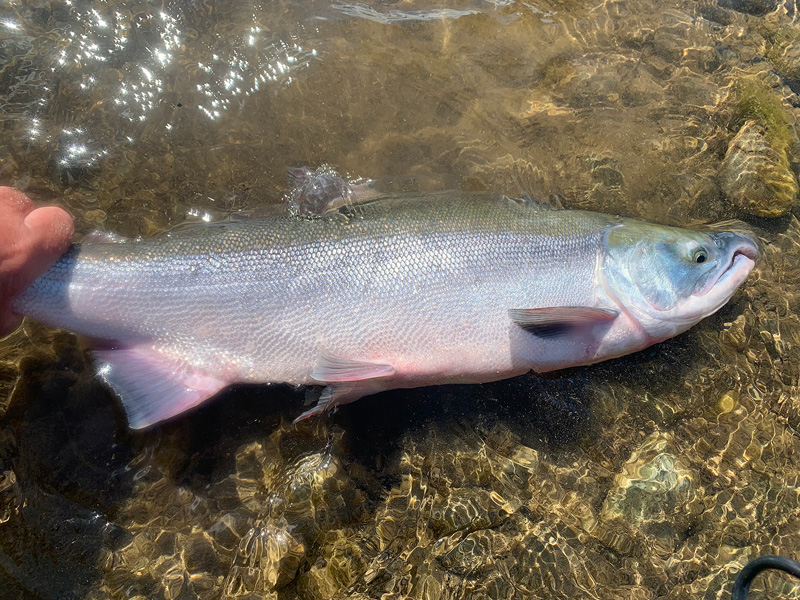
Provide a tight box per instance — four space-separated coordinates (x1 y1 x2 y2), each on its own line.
732 555 800 600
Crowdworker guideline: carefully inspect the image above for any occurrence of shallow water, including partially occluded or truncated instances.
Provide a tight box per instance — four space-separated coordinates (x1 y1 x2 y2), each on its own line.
1 0 800 598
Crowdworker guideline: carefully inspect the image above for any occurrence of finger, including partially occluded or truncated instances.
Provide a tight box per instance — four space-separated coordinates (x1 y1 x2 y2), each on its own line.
24 205 74 257
20 206 74 285
0 187 34 224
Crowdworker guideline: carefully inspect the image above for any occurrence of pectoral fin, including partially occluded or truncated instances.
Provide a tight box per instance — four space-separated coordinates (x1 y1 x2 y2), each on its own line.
95 346 230 429
509 306 619 338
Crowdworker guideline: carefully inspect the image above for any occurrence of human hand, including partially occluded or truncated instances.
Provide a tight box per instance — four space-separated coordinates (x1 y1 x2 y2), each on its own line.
0 187 73 337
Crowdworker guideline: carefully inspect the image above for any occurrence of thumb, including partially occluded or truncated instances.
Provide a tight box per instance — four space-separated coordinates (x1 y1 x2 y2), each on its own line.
23 206 74 274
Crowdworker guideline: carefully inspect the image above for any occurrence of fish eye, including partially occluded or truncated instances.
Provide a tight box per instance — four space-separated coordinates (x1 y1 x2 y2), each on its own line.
691 247 708 264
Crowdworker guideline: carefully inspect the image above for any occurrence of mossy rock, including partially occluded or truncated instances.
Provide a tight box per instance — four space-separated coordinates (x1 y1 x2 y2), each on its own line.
721 120 798 217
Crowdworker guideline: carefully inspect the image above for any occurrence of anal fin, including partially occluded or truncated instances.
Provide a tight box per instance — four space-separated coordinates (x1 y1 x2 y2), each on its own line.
95 346 230 429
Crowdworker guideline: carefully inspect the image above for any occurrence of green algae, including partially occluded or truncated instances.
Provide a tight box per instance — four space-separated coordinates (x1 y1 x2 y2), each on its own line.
730 77 796 152
720 77 799 217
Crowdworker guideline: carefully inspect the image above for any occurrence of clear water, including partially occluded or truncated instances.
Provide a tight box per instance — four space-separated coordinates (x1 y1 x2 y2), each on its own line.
1 0 799 598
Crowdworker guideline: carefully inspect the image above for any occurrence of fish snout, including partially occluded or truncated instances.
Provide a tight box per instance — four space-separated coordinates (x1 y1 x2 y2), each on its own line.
710 230 760 265
701 230 759 296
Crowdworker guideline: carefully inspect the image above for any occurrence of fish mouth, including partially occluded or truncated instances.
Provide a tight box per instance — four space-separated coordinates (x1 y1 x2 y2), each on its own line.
718 251 756 286
696 234 759 297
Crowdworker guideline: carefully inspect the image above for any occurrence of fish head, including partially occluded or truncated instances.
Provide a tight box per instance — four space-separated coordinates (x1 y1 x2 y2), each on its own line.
602 220 759 340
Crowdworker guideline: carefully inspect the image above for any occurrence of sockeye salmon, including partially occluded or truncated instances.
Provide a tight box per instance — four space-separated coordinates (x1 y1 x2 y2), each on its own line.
12 188 759 429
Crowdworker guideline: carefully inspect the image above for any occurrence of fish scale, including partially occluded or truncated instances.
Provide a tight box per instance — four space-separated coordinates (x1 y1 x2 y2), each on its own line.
12 190 757 428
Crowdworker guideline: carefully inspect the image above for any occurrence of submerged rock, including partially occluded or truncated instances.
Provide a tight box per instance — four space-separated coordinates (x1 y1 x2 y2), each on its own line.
223 519 305 594
721 120 798 217
717 0 778 16
602 435 693 520
296 529 365 598
600 433 698 556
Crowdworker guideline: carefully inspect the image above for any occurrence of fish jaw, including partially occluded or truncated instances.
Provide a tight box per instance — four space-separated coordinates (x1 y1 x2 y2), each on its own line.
688 252 756 315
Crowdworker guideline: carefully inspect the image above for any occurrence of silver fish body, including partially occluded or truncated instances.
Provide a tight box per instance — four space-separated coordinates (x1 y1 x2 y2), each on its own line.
13 192 758 428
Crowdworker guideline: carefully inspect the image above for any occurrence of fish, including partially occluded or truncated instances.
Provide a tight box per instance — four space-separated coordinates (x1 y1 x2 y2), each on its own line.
11 183 759 429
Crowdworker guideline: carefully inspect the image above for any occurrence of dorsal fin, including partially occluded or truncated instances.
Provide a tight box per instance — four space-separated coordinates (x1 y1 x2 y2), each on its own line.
287 166 355 216
287 166 382 216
